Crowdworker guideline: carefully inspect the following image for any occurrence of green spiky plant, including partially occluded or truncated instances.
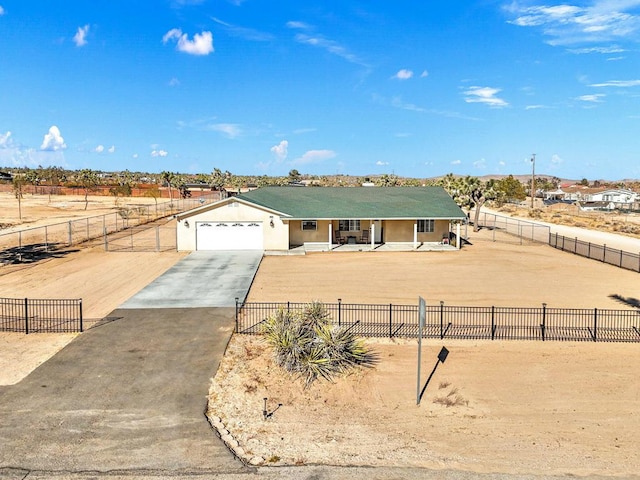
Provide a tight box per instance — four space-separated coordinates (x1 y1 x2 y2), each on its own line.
263 301 377 388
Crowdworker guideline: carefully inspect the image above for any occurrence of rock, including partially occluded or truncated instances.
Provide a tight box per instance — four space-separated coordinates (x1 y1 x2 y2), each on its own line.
249 456 265 466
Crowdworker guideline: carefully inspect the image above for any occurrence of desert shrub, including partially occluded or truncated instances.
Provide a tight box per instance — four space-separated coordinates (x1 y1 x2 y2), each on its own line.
262 301 378 388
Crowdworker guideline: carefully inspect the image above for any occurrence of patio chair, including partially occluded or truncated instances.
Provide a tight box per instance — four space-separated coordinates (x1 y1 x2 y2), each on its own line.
335 230 346 244
360 229 369 244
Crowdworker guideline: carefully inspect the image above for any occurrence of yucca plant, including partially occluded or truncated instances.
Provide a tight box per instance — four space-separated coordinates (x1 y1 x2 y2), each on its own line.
262 301 377 388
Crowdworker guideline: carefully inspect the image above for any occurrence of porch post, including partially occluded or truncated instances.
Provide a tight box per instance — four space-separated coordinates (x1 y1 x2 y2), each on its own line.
328 222 333 249
456 223 461 250
370 223 375 249
413 222 418 249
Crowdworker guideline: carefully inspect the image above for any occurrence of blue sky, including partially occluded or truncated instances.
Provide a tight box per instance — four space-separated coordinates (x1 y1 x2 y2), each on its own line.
1 1 640 180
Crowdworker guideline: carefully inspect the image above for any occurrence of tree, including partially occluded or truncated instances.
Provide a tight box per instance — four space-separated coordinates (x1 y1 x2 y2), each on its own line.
438 174 499 232
288 169 301 183
375 174 399 187
12 175 26 220
75 169 100 210
495 175 526 205
42 166 67 202
161 171 178 204
579 178 589 186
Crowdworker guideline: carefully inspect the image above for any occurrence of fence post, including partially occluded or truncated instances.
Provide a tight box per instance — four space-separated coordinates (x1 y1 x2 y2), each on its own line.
389 303 393 338
104 228 108 251
235 297 239 333
620 249 623 268
44 226 49 252
541 303 546 341
491 305 495 340
440 301 444 339
68 221 72 246
338 298 342 327
593 308 598 342
24 298 29 335
574 237 578 254
155 226 160 252
588 242 591 259
79 299 83 333
602 245 606 262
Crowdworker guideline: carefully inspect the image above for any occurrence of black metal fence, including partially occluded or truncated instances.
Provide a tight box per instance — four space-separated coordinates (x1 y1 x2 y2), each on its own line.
549 233 640 273
0 297 83 333
236 300 640 343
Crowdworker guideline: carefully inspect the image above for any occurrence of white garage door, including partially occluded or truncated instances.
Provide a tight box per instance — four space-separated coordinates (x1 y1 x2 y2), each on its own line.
196 222 264 250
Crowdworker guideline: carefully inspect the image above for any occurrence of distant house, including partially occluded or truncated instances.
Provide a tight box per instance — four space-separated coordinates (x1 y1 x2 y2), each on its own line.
176 186 466 252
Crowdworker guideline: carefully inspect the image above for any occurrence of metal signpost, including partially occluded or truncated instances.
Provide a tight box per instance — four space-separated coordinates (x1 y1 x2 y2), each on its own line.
417 296 426 405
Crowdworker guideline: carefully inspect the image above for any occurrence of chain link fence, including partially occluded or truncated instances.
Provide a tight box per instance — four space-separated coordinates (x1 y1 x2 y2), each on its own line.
0 194 218 263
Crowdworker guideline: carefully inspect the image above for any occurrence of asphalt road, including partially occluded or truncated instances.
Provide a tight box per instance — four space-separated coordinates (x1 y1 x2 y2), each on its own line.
0 308 246 474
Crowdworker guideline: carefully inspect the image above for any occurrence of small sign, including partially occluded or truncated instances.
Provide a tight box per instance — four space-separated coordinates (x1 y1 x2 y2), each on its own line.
438 346 449 364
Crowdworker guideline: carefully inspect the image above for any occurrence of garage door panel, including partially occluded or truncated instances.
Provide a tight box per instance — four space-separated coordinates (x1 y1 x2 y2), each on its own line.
196 222 263 250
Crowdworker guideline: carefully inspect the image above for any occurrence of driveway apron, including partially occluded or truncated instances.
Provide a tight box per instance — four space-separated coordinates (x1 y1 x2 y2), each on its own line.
0 250 263 474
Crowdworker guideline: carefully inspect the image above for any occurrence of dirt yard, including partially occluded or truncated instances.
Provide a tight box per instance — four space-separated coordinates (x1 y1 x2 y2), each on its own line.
208 237 640 477
2 193 639 477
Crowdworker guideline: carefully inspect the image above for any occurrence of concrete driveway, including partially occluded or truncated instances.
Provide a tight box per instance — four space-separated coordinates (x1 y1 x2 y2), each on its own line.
120 250 263 308
0 250 264 476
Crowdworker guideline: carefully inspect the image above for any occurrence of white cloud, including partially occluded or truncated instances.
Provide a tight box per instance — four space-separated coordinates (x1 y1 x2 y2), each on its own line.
211 17 273 42
551 154 564 164
525 104 546 110
568 45 626 54
0 6 5 15
209 123 242 138
420 70 429 78
95 144 104 153
293 128 316 135
375 160 389 166
506 1 640 46
40 126 67 151
291 149 336 165
73 24 89 47
463 86 509 107
270 140 288 161
473 158 487 169
451 160 461 165
286 21 310 30
577 93 606 102
151 149 168 157
287 22 368 67
589 79 640 87
108 145 115 153
393 69 413 80
132 153 139 159
168 77 180 87
163 28 214 55
0 131 11 147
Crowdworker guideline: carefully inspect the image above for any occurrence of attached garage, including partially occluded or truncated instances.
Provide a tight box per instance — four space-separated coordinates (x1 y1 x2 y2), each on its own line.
196 221 264 250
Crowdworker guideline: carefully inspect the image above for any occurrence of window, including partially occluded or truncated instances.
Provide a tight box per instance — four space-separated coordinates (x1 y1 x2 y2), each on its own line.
339 220 360 231
302 220 317 231
417 219 434 233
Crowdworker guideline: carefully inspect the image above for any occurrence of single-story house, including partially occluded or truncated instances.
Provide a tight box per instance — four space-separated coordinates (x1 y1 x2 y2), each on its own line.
175 186 467 252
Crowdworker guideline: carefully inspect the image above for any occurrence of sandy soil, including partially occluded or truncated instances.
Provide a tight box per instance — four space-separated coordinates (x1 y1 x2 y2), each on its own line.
210 336 640 477
210 231 640 476
0 191 160 233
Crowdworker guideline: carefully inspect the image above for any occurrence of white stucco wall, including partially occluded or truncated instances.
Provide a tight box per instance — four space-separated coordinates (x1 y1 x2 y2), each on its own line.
176 199 289 251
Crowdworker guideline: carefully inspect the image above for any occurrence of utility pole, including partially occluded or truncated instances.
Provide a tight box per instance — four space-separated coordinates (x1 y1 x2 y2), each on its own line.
530 154 536 209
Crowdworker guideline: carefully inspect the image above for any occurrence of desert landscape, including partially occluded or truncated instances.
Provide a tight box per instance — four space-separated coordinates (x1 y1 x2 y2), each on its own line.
1 193 639 477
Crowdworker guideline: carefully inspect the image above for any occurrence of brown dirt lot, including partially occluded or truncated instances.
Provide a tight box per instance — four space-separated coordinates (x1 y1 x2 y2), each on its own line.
1 196 639 476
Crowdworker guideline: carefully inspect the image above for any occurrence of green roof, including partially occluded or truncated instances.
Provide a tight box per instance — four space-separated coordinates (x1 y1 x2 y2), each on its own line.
237 186 466 220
